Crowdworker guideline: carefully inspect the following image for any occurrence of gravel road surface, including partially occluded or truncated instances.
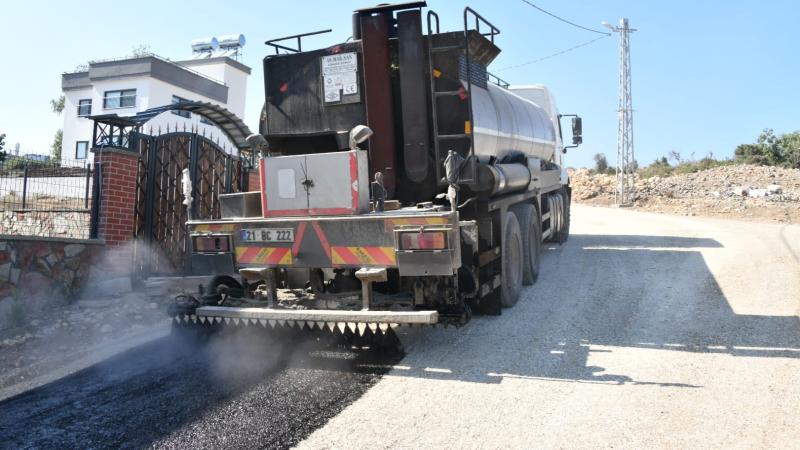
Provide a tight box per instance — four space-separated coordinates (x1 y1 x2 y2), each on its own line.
0 205 798 449
300 205 800 449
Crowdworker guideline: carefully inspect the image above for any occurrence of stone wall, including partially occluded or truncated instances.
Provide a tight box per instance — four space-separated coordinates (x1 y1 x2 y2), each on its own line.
0 236 103 301
0 211 90 240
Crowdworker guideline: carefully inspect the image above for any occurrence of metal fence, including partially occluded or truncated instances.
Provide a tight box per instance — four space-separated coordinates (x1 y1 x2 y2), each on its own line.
0 157 95 239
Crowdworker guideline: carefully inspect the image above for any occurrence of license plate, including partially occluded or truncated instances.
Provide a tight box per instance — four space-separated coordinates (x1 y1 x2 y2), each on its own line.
241 228 294 242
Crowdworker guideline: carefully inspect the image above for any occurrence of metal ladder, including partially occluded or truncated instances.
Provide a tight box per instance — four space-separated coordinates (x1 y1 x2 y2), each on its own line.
426 11 472 185
425 9 501 186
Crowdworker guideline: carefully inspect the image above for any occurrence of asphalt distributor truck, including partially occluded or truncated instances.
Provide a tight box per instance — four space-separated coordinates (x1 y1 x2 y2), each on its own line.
172 2 582 349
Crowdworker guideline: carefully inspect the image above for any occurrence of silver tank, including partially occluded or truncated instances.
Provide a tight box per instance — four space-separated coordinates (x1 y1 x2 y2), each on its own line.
469 82 557 162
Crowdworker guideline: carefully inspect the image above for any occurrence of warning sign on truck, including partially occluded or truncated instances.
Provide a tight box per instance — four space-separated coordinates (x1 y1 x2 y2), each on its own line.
322 53 358 75
321 52 359 104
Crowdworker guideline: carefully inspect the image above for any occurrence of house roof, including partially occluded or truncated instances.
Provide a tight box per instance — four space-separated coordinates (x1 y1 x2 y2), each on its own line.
61 55 233 103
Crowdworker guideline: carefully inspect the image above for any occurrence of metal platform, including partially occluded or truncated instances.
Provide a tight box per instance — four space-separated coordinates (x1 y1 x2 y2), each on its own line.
194 306 438 325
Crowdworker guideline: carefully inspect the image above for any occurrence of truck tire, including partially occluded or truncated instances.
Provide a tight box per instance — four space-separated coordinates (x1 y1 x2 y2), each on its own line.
501 211 524 308
511 203 541 286
206 275 244 302
556 188 571 243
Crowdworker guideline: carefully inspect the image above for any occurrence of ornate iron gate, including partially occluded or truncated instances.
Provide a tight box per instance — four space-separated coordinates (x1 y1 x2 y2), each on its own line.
133 131 247 277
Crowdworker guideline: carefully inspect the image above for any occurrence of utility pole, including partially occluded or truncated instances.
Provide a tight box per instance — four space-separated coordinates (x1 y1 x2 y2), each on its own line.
603 18 636 206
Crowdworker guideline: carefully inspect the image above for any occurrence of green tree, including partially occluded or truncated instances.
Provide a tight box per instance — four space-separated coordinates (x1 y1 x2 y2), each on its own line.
50 95 65 161
0 133 6 163
51 129 62 161
638 156 672 178
592 153 609 173
652 156 670 168
777 132 800 169
131 44 152 57
50 95 65 114
735 128 784 166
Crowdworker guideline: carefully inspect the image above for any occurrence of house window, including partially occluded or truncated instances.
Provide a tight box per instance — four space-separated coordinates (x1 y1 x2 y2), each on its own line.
77 99 92 117
103 89 136 109
75 141 89 159
171 95 191 118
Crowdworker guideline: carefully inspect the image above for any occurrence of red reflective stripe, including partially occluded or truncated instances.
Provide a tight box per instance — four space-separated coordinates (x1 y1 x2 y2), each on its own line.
365 246 393 265
334 246 359 264
292 222 307 256
267 248 290 264
239 247 261 263
311 222 331 259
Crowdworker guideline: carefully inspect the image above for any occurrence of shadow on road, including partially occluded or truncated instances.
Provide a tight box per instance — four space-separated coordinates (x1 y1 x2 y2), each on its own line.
348 233 799 386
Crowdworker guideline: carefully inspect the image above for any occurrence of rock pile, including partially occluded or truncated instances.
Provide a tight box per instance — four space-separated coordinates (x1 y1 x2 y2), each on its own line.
570 164 800 222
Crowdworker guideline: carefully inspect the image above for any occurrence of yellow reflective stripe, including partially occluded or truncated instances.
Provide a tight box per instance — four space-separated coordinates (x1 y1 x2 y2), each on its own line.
194 224 235 232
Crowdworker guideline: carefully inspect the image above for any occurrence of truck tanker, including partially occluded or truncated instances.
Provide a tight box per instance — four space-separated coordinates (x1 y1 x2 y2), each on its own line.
171 1 583 347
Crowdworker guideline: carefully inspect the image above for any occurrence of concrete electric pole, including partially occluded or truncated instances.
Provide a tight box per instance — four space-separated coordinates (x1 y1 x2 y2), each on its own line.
603 18 636 206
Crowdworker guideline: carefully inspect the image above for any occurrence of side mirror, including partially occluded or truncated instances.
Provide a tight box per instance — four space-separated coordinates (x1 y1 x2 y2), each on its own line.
571 117 583 145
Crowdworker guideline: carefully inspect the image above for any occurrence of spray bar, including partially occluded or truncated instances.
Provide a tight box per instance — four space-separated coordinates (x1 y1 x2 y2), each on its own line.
195 306 438 325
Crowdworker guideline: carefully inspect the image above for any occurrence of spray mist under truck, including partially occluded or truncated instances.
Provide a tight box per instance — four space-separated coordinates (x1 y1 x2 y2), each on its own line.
172 2 583 344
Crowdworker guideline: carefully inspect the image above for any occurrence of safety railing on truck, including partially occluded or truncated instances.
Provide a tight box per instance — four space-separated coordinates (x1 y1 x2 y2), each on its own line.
426 7 504 187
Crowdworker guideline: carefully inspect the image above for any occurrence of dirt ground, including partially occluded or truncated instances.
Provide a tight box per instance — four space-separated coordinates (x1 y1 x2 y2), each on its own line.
570 164 800 224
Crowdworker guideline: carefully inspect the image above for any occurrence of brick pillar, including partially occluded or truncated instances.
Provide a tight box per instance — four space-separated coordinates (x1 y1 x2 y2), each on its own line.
247 169 261 192
92 148 139 277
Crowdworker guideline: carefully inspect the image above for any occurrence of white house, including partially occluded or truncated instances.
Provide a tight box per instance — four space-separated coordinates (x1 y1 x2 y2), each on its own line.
60 54 250 166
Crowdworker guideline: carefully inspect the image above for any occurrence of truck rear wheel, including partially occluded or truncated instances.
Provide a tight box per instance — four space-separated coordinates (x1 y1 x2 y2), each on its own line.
511 203 541 286
556 188 571 243
501 211 523 308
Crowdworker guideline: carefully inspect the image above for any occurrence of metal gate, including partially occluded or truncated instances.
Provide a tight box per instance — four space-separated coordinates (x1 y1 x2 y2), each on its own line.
133 131 247 277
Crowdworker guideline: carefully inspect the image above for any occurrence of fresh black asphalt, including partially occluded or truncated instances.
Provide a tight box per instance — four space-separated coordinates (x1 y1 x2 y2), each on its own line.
0 327 401 449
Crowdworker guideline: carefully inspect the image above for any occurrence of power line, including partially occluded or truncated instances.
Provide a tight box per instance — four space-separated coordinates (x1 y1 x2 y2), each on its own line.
496 35 610 71
519 0 611 35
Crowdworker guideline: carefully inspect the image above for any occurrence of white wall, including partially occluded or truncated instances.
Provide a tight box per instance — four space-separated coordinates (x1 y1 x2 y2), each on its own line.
62 88 94 166
222 64 249 119
61 59 250 166
184 62 226 86
62 76 151 167
180 59 249 119
145 79 238 153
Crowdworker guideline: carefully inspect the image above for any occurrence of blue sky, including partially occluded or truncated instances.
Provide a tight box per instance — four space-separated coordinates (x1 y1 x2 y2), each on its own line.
1 0 798 168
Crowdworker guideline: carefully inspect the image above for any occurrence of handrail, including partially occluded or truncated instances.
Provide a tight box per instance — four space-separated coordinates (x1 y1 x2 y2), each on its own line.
463 7 501 43
426 10 440 35
265 29 333 55
487 72 509 88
